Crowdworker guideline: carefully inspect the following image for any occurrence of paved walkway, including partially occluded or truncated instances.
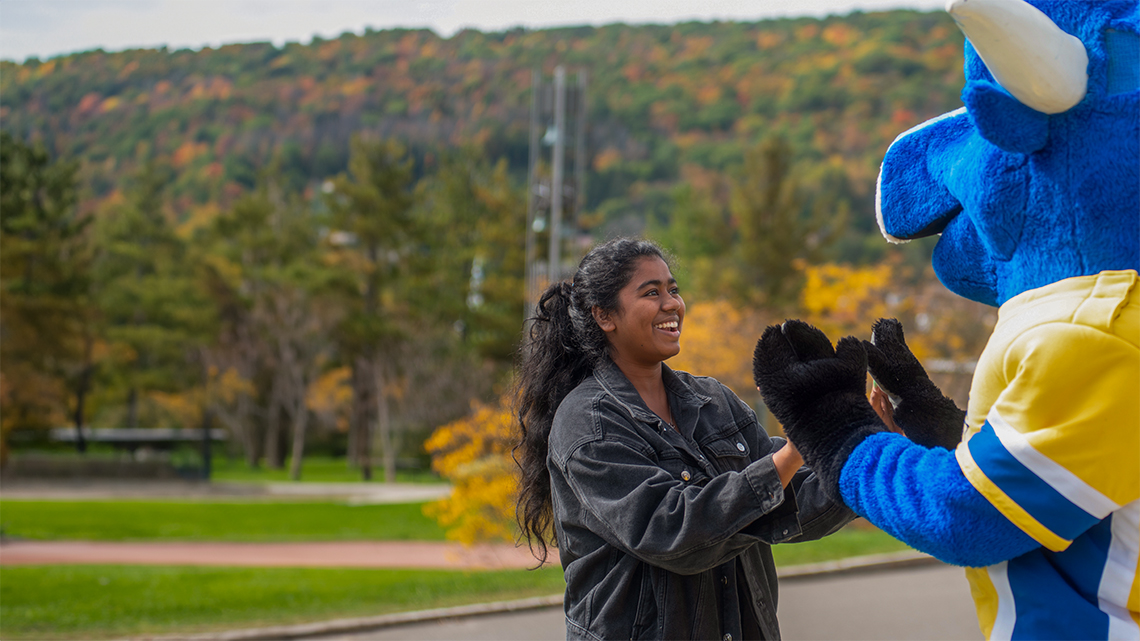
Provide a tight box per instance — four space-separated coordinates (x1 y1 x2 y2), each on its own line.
0 480 452 504
0 540 546 570
0 537 936 578
305 563 982 641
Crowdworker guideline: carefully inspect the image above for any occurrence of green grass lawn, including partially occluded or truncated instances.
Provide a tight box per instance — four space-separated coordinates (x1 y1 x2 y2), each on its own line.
0 500 447 541
210 455 442 484
772 520 912 566
0 564 568 640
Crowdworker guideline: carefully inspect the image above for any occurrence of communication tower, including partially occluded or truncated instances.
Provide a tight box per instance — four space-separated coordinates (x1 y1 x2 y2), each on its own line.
525 66 588 308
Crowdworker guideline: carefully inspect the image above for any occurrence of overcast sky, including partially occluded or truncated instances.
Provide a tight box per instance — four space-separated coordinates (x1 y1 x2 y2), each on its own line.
1 0 949 63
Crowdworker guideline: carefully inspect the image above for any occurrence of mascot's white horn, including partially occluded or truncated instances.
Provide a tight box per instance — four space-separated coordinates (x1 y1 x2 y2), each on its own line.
946 0 1088 114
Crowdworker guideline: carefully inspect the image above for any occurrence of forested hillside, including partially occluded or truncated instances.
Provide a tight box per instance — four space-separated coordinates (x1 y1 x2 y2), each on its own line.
1 10 964 239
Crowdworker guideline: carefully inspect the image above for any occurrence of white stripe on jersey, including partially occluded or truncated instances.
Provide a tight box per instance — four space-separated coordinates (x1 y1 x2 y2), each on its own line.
988 408 1120 518
989 561 1016 641
1100 500 1140 640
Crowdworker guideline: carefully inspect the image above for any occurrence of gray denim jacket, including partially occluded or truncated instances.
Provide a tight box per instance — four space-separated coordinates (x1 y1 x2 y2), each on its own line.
548 360 855 641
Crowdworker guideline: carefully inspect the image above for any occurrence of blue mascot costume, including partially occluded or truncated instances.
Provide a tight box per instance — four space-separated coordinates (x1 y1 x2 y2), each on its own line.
752 0 1139 638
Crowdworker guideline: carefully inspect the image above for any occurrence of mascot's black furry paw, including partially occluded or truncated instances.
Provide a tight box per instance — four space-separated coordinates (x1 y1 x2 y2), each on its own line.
752 320 885 500
863 318 966 450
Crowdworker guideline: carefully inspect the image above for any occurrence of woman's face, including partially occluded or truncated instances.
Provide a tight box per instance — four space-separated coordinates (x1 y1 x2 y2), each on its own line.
594 256 685 367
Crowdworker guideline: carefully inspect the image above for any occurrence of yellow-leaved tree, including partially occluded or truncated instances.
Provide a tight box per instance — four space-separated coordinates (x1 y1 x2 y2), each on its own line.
797 258 997 407
799 260 895 342
423 396 518 545
305 366 353 434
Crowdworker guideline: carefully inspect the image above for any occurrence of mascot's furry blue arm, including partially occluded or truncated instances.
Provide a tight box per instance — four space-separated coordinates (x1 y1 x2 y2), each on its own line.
753 1 1139 638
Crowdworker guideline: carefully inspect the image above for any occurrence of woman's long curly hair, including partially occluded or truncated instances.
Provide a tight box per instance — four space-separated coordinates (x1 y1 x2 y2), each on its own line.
513 238 669 564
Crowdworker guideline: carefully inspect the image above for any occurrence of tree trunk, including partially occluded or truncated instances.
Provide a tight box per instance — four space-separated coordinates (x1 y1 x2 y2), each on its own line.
358 419 373 481
200 409 213 480
73 336 94 454
288 405 306 481
236 328 261 468
126 387 138 428
375 358 395 484
347 356 363 466
241 393 260 468
73 371 89 454
285 338 308 481
352 356 373 481
264 403 284 469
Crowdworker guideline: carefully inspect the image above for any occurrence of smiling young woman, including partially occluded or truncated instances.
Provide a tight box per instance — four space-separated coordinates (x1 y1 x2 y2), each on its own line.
513 237 854 641
591 255 685 427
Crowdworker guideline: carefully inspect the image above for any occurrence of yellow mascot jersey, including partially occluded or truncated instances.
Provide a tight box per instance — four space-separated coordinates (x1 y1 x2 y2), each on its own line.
956 270 1140 640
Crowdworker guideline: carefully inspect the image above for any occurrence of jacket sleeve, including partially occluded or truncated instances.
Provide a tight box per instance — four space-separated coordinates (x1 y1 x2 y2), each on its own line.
559 435 794 576
777 464 858 544
717 381 857 545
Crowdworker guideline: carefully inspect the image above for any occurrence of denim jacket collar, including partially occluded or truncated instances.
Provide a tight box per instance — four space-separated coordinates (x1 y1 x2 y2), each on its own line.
592 359 713 429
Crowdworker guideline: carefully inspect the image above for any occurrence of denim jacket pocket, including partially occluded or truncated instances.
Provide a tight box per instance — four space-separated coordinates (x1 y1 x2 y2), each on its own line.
701 426 753 472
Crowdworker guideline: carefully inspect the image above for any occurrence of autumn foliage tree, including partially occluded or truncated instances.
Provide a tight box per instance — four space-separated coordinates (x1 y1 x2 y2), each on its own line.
1 10 987 483
424 396 518 545
1 10 979 478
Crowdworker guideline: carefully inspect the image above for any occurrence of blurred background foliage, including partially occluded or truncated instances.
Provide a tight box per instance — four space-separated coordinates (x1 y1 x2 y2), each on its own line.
1 11 963 241
1 9 998 542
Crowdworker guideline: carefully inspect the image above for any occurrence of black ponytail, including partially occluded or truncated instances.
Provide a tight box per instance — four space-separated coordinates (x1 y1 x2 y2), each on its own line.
513 238 668 564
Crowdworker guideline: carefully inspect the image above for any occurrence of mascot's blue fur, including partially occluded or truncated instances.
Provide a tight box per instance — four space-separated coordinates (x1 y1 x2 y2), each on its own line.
753 1 1139 638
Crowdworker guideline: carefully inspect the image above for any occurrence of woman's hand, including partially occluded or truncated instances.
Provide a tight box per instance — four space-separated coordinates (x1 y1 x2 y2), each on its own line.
772 440 804 488
870 381 904 435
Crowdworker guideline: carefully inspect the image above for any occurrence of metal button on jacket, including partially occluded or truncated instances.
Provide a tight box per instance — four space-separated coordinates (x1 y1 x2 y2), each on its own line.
681 470 691 481
736 442 745 452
